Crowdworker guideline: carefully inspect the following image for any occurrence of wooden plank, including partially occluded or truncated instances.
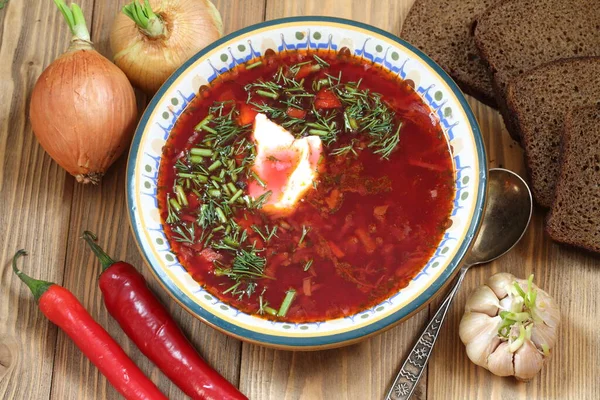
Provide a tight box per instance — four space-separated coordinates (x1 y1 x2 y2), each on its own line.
240 315 429 400
265 0 411 32
427 97 600 399
238 2 427 400
49 1 267 399
0 0 95 399
213 0 267 35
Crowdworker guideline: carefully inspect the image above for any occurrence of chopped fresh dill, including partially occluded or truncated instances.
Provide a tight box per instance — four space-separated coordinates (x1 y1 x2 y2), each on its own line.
312 54 330 68
257 286 280 315
258 287 268 315
370 122 402 159
249 101 287 120
289 60 312 76
223 280 257 300
332 80 402 158
252 225 278 243
266 225 278 242
307 107 339 145
251 225 267 241
303 259 314 271
200 104 247 146
175 158 192 173
251 190 272 209
171 223 195 244
215 244 268 281
298 225 311 245
198 201 217 228
330 140 359 157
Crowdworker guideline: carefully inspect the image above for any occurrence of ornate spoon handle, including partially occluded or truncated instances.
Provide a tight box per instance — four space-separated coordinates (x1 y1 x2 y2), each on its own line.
385 266 469 400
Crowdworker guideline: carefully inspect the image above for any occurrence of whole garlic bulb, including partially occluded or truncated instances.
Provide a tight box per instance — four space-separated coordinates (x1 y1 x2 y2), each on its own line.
459 273 560 381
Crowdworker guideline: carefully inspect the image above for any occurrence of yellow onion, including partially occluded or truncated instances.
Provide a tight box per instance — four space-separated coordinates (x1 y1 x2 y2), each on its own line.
110 0 223 94
30 1 137 184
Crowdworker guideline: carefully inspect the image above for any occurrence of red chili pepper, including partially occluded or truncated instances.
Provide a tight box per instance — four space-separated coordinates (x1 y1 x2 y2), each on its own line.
314 88 342 109
82 232 248 400
11 250 167 400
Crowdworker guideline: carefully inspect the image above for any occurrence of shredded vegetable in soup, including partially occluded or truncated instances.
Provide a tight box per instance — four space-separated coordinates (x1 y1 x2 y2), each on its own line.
157 49 455 322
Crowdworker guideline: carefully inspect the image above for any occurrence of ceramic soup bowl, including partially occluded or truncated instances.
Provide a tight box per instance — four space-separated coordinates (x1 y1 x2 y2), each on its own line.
126 17 487 350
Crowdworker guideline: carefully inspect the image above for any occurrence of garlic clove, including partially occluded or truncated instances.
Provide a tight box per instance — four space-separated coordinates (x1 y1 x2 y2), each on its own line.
514 339 544 381
459 312 495 344
465 285 500 316
530 322 557 351
487 342 515 377
499 296 515 311
533 288 561 328
486 272 516 299
463 315 502 368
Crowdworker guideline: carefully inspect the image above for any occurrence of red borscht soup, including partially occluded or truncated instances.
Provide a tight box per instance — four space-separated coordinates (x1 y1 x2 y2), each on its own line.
158 49 455 322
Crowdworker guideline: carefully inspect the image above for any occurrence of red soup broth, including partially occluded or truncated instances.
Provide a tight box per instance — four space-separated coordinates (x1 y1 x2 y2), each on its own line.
157 49 455 323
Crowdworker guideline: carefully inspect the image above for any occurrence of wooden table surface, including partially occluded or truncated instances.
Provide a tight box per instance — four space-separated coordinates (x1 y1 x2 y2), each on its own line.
1 0 599 399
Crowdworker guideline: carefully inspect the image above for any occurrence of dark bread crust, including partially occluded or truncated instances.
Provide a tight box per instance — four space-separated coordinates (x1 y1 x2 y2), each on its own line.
401 0 501 107
546 105 600 253
474 0 600 140
505 57 600 208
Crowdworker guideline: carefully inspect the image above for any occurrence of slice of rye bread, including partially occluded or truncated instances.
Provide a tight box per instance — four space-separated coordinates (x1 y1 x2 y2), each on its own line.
505 57 600 208
401 0 501 108
546 105 600 253
474 0 600 140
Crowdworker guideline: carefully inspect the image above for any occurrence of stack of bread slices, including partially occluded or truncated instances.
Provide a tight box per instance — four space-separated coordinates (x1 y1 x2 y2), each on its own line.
402 0 600 253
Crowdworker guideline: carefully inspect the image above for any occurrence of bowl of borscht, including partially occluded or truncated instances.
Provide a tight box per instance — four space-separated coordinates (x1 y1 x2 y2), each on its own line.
126 17 487 349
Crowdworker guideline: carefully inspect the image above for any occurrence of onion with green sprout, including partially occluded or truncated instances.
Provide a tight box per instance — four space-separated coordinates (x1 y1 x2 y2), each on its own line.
29 0 137 184
110 0 223 94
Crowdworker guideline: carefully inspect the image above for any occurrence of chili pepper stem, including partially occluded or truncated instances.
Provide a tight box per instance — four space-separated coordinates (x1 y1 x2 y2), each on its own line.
81 231 116 272
11 250 53 302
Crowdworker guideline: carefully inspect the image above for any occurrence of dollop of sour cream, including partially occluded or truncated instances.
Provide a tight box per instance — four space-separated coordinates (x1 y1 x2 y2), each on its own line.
248 113 322 215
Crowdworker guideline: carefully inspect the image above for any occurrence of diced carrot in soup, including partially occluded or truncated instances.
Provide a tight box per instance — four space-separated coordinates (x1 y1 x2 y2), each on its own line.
238 103 258 125
286 107 307 119
314 88 342 109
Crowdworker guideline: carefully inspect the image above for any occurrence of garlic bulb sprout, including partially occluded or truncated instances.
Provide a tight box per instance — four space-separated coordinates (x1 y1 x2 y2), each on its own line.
459 273 560 381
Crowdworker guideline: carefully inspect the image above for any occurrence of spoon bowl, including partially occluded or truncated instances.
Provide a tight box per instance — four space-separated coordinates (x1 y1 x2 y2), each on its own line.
386 168 533 400
465 168 533 265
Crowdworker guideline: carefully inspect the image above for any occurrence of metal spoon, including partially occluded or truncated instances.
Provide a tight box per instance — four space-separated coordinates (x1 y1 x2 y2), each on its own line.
385 168 533 400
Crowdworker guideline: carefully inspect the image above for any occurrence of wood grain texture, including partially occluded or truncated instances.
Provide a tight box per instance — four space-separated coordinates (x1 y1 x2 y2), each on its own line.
0 1 89 399
265 0 410 31
2 0 600 399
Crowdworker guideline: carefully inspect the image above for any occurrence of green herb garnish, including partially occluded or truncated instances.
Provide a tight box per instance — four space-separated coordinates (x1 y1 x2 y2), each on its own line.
303 259 314 271
171 223 195 245
277 289 297 317
298 225 311 246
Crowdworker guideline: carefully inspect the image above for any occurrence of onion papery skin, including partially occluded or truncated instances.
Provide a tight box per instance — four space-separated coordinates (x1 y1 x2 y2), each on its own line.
30 40 137 184
110 0 223 94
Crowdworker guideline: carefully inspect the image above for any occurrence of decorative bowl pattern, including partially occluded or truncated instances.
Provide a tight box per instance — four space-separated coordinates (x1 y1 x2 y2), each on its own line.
126 17 487 349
